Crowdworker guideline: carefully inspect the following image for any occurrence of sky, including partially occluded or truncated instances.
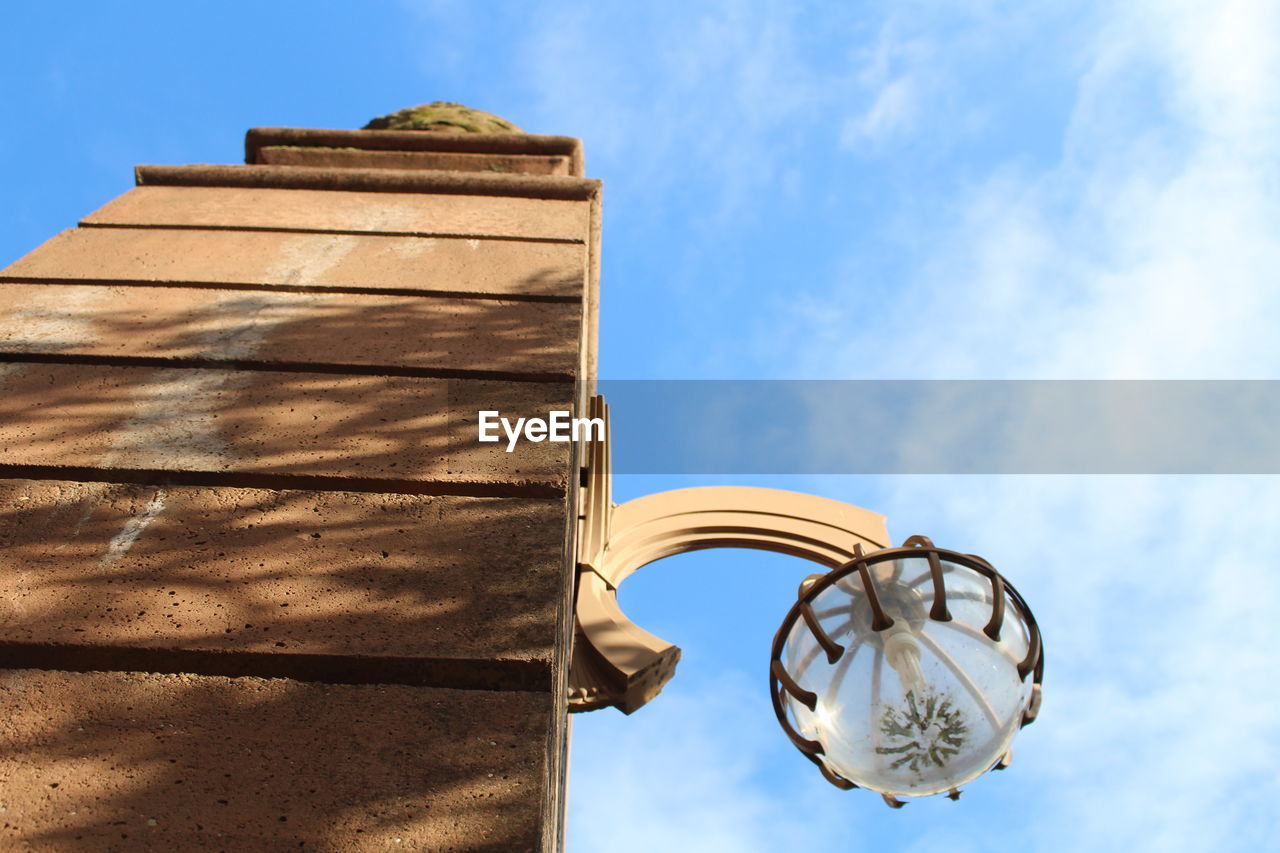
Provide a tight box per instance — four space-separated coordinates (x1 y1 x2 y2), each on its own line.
3 1 1279 851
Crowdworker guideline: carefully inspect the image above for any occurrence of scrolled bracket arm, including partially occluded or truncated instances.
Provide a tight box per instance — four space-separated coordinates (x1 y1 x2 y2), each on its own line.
568 396 891 714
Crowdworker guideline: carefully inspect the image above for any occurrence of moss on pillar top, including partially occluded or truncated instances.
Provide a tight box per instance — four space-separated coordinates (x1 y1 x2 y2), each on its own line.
362 102 523 133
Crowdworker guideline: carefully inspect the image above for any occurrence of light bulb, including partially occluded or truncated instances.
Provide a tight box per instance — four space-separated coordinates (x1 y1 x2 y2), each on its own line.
882 624 924 694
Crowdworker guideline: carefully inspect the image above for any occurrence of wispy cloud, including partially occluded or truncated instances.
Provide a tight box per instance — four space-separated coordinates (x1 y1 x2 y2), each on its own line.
568 670 838 853
394 1 1280 848
870 475 1280 849
785 0 1280 379
837 20 941 153
508 2 862 224
803 15 1280 842
841 76 917 149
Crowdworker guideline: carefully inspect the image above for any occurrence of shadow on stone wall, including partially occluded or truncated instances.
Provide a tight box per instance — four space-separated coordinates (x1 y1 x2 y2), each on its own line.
0 668 548 850
0 282 576 850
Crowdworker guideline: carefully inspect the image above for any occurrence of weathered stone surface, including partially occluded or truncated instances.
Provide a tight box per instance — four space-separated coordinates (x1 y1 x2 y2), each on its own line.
0 363 571 487
0 120 592 851
0 480 565 667
2 227 584 299
135 165 596 202
0 669 549 851
246 126 581 157
0 283 581 377
80 185 590 241
257 147 573 176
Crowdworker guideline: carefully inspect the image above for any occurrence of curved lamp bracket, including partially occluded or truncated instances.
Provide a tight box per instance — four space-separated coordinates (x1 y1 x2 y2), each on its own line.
569 396 891 713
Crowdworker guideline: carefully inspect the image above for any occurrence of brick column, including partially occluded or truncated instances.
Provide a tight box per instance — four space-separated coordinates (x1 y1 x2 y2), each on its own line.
0 121 598 851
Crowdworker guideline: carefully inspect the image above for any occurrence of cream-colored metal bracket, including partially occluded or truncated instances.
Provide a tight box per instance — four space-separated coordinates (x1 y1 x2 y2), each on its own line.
569 395 892 713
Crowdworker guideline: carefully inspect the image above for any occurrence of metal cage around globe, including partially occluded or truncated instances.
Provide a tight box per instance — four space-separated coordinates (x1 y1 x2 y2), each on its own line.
769 537 1043 803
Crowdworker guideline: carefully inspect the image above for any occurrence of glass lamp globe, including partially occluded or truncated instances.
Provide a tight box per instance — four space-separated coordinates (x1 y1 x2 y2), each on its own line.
770 538 1042 803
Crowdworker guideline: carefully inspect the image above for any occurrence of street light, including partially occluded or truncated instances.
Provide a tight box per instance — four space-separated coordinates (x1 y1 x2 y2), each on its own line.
570 396 1043 807
769 536 1042 806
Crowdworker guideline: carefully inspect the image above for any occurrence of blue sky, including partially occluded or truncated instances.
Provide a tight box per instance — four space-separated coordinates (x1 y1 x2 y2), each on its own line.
4 2 1279 850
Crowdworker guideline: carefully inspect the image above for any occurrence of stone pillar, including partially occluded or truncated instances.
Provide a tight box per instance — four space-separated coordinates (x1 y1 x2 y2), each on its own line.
0 106 597 851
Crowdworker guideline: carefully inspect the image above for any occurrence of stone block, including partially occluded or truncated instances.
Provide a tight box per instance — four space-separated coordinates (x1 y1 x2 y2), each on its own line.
0 283 581 378
1 227 584 300
0 480 566 674
0 363 572 488
80 185 589 241
257 146 573 176
0 669 551 851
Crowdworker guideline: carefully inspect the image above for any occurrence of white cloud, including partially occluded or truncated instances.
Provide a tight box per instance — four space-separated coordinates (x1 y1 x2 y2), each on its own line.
871 475 1280 850
574 0 1280 846
841 76 917 149
510 3 847 223
838 21 935 152
787 0 1280 380
400 1 896 229
798 16 1280 840
567 670 838 853
421 0 1280 847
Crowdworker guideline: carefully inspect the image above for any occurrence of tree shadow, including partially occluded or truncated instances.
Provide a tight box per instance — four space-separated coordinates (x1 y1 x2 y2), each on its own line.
0 276 583 850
